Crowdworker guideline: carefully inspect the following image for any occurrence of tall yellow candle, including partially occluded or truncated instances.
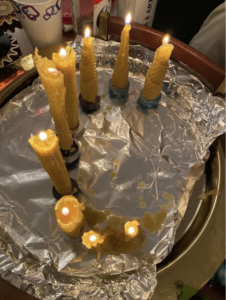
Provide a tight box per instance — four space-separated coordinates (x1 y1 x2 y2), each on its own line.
34 49 73 150
55 195 85 237
29 129 72 196
142 34 174 100
111 13 131 90
80 28 98 103
52 46 79 130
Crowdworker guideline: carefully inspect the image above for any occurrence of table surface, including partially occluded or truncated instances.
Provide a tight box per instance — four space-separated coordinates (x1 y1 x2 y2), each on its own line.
0 16 225 300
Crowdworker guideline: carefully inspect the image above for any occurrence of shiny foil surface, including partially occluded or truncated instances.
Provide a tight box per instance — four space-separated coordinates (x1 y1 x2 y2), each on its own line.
0 38 225 300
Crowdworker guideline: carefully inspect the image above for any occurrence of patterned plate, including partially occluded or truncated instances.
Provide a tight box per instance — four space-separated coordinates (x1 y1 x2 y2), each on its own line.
0 0 18 25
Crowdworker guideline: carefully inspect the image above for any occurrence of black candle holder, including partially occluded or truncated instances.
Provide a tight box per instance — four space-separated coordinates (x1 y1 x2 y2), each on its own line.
109 80 130 100
52 178 79 201
138 90 161 109
79 93 100 112
60 136 80 167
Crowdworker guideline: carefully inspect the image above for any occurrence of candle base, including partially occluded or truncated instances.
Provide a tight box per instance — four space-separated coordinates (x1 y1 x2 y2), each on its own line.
52 178 79 201
109 80 130 100
60 137 80 166
72 118 85 138
138 91 161 109
79 94 101 112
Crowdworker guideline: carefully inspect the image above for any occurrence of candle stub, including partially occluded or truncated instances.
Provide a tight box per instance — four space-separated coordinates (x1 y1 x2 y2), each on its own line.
124 220 140 238
55 195 85 237
82 230 105 249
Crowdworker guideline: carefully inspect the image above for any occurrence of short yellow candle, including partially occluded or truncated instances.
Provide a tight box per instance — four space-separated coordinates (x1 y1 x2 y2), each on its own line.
111 13 131 90
52 46 79 130
124 220 140 238
34 49 73 150
142 34 174 100
55 195 85 237
82 230 105 249
80 28 98 103
29 129 72 196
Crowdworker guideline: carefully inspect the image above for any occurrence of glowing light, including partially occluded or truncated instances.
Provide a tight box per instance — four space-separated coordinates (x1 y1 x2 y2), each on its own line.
62 207 69 216
85 27 91 39
39 132 47 141
48 68 58 75
125 13 131 25
128 227 135 235
60 48 67 59
162 34 170 45
89 235 97 242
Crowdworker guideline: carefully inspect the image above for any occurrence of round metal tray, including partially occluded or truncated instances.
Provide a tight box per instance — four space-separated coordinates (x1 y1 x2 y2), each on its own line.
0 44 225 300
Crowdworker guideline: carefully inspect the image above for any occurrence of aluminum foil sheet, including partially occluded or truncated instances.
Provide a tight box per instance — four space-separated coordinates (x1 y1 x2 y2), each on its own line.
0 38 225 300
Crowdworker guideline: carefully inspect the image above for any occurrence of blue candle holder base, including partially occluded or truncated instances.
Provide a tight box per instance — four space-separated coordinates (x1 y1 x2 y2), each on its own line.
109 80 130 100
138 91 161 109
52 178 79 201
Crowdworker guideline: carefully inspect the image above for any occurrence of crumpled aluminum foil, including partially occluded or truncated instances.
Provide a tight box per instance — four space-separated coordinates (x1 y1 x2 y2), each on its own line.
0 38 225 300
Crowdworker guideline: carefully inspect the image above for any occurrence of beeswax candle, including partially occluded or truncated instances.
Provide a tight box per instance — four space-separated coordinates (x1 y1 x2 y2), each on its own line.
55 195 85 237
29 130 72 196
80 28 98 103
34 49 73 150
142 34 174 100
111 13 131 90
52 46 79 130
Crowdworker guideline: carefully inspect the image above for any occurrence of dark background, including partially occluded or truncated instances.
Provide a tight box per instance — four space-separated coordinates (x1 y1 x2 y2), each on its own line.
153 0 225 44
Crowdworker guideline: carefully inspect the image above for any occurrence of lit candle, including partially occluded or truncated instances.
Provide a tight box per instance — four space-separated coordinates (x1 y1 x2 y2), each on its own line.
80 28 98 103
82 230 105 249
124 220 140 238
55 195 85 237
34 49 73 150
142 34 174 100
111 13 131 90
52 46 79 130
29 129 72 196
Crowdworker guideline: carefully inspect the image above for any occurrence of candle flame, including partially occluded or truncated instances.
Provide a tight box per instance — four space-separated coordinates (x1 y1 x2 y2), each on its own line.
60 48 67 58
125 13 131 25
85 27 91 38
62 207 69 216
128 227 135 235
162 34 170 45
48 68 58 75
89 235 97 242
39 132 47 141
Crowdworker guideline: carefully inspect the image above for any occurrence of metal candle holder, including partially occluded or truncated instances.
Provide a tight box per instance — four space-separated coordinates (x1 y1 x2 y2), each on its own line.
52 178 79 201
109 80 130 101
60 136 80 167
79 93 101 112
